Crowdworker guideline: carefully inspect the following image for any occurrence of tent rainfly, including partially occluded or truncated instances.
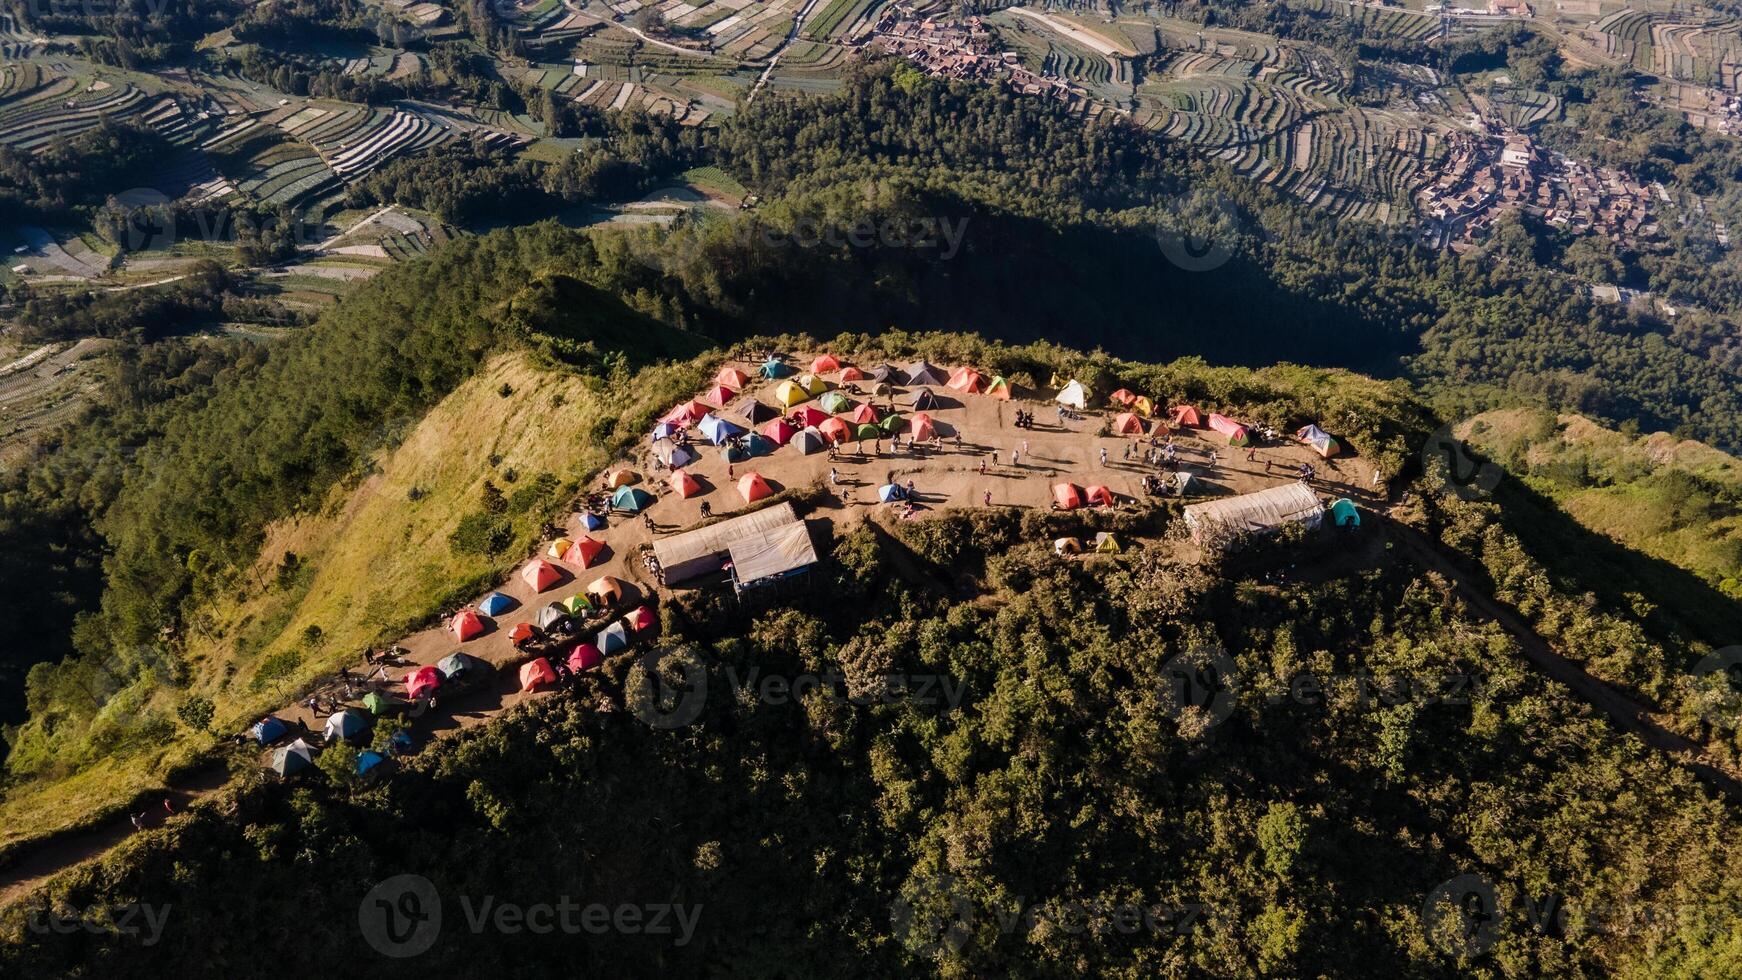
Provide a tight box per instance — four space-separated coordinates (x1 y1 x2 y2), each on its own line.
704 384 737 407
846 403 879 425
561 593 592 616
774 381 809 407
611 486 654 512
1330 498 1360 527
1182 483 1323 544
1133 396 1155 418
1113 412 1145 435
579 512 606 532
910 389 940 412
509 622 536 645
625 605 656 631
904 361 946 386
1053 537 1083 555
946 366 983 393
819 391 851 414
1207 414 1251 447
405 665 442 701
272 739 314 777
986 376 1012 400
587 575 627 606
546 536 574 560
867 364 901 383
519 658 558 692
670 470 703 498
1109 388 1137 406
817 417 850 444
362 692 391 716
738 472 774 503
1056 380 1089 410
479 591 515 617
715 367 750 389
661 400 710 426
1297 424 1342 458
651 421 680 442
567 642 603 672
796 373 829 396
698 414 746 446
908 413 936 442
438 651 487 681
1052 483 1084 510
761 419 797 445
1170 405 1202 427
795 427 827 455
563 536 607 568
744 401 781 425
252 716 289 744
760 358 791 379
522 559 562 592
536 603 569 630
451 609 487 642
597 620 630 654
1094 532 1122 553
811 354 841 374
653 439 700 469
838 366 865 382
324 707 370 744
1085 485 1116 507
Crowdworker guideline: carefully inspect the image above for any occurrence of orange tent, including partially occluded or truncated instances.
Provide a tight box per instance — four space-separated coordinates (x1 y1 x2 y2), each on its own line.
908 412 936 442
586 575 626 605
811 354 840 374
714 367 750 389
662 400 710 426
704 384 737 407
518 658 558 692
605 469 637 488
738 473 773 503
838 366 865 382
522 559 562 592
1170 405 1202 427
946 366 983 393
1109 389 1137 406
1113 412 1145 435
625 605 656 631
452 609 486 642
817 417 850 444
563 536 608 567
510 622 536 646
1052 483 1083 510
1085 485 1116 507
761 419 797 445
670 470 703 498
986 377 1012 401
846 403 879 425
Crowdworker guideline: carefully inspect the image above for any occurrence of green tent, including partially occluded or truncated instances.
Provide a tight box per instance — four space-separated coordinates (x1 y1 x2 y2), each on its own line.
611 486 654 512
362 692 392 716
819 391 851 414
1330 498 1360 527
878 413 904 435
561 593 593 616
855 423 882 442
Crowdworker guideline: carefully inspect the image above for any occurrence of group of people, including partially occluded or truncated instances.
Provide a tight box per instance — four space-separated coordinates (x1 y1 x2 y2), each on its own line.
1013 409 1037 429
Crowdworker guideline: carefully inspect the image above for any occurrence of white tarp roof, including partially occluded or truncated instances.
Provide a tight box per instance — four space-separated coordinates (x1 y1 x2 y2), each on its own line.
1183 483 1322 540
654 502 799 584
728 521 818 585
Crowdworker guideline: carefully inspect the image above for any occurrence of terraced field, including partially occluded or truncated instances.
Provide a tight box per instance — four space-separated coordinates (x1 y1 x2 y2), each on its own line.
0 74 151 152
1296 0 1442 41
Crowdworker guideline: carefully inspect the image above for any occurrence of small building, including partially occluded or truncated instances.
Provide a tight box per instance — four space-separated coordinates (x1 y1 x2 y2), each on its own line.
727 520 819 594
652 502 807 586
1182 483 1323 546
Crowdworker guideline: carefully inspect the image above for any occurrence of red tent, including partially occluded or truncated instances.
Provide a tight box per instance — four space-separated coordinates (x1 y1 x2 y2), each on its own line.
405 665 442 701
946 366 983 393
793 406 830 428
626 605 656 631
670 470 703 498
715 367 750 389
563 536 608 568
838 366 865 382
811 354 840 374
1109 388 1137 406
908 413 936 442
452 609 486 642
1085 485 1116 507
518 657 557 692
521 559 562 592
662 400 710 426
761 419 797 445
738 473 773 503
567 642 603 673
510 622 535 646
1052 483 1083 510
704 384 737 407
817 417 850 444
1113 412 1145 435
1170 405 1202 427
1207 413 1251 446
846 403 879 425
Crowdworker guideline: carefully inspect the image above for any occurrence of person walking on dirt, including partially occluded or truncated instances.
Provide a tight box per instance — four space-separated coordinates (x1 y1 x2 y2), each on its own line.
1100 447 1109 467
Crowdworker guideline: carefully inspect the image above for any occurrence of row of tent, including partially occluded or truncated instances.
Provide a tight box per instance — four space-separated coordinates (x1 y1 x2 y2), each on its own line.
1054 533 1122 555
517 604 656 692
1052 483 1118 510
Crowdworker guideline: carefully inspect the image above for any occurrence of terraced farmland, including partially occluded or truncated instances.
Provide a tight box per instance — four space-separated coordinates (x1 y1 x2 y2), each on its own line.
1296 0 1442 41
0 76 150 152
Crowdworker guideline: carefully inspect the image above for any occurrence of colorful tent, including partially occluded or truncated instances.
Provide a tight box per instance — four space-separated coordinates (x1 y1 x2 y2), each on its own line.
795 428 827 455
670 470 703 498
560 593 593 616
547 536 574 560
1330 498 1360 527
796 373 829 395
819 390 851 414
567 642 602 673
910 389 941 412
1113 412 1145 435
661 400 711 426
1170 405 1202 427
846 402 880 425
721 442 750 464
1053 537 1083 555
598 620 630 654
761 419 797 445
986 376 1013 400
271 739 314 777
522 559 562 592
1297 424 1342 458
563 536 608 568
908 413 936 442
1208 413 1251 447
715 367 750 389
357 751 388 776
1109 388 1137 406
838 366 865 382
611 486 654 512
405 665 442 701
324 707 370 744
699 413 746 445
856 423 883 442
774 381 810 407
651 421 681 441
793 405 831 428
519 658 558 692
451 609 487 642
946 366 983 393
509 622 536 646
362 692 392 716
625 605 656 631
251 716 289 745
587 575 627 606
704 384 737 407
878 484 903 502
579 512 606 532
1094 532 1122 553
653 439 699 469
904 361 946 386
1085 485 1116 507
744 401 781 425
1056 380 1089 410
479 591 515 617
744 433 775 457
817 417 851 444
605 469 638 488
760 358 792 379
1133 396 1155 418
738 473 774 503
438 651 488 681
878 412 904 434
1052 483 1083 510
536 603 569 630
811 353 841 374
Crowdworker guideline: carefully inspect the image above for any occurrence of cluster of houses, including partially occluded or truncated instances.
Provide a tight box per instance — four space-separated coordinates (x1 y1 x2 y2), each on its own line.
1414 130 1658 249
865 6 1095 112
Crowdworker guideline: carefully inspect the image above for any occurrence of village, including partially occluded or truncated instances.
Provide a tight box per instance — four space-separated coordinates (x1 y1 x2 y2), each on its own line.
866 5 1099 112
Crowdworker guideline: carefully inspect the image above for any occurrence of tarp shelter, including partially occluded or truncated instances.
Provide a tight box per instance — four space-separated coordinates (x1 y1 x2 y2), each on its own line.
509 622 536 646
846 403 879 425
567 642 603 672
1133 396 1155 418
867 364 901 383
728 521 819 590
811 354 840 374
272 739 314 777
878 484 903 502
1330 498 1360 527
519 658 558 692
625 605 656 631
579 512 606 532
653 439 699 469
605 469 638 488
536 603 569 631
760 358 791 379
761 419 797 445
793 405 831 428
1113 412 1145 435
362 692 391 716
438 651 488 681
744 401 781 425
611 486 654 512
715 367 750 388
1182 483 1323 544
479 591 515 617
908 413 936 442
1170 405 1202 427
774 381 809 407
795 428 827 455
796 373 829 396
699 413 746 445
1053 483 1084 510
704 384 737 407
522 559 562 592
405 666 442 701
1109 388 1137 406
661 400 710 426
946 366 983 393
986 376 1013 401
1297 424 1342 458
252 716 289 745
1085 485 1116 507
324 707 370 744
817 417 850 444
1208 414 1251 447
451 609 487 642
563 536 607 568
910 390 940 412
597 620 629 654
357 751 388 776
587 575 627 606
856 423 883 442
1056 380 1089 410
904 361 946 386
838 366 865 382
546 537 574 560
653 502 802 585
561 593 593 616
819 390 851 414
1053 537 1082 555
1094 532 1122 553
738 472 774 503
670 470 703 498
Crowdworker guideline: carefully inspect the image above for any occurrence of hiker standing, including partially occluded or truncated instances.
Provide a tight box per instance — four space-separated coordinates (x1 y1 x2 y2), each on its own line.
830 467 839 487
1099 447 1109 467
983 490 992 506
1011 447 1020 467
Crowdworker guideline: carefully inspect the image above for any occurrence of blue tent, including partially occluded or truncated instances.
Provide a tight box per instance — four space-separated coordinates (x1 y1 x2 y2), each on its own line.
1330 498 1361 527
721 443 750 464
479 591 515 616
760 358 791 379
744 433 775 457
878 484 903 502
324 707 370 744
611 486 654 512
389 730 413 754
699 413 746 446
651 422 681 441
357 750 388 775
580 512 606 532
252 716 289 745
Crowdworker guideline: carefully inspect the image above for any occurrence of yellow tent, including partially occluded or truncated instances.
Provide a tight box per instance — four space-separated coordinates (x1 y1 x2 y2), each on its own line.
1132 396 1154 418
1094 532 1122 553
561 593 593 615
774 381 809 407
547 537 574 560
796 373 829 395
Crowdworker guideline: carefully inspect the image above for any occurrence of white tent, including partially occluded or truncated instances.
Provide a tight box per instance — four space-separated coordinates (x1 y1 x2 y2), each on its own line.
1055 380 1089 410
536 603 569 630
1182 483 1322 544
598 620 630 654
653 439 700 469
